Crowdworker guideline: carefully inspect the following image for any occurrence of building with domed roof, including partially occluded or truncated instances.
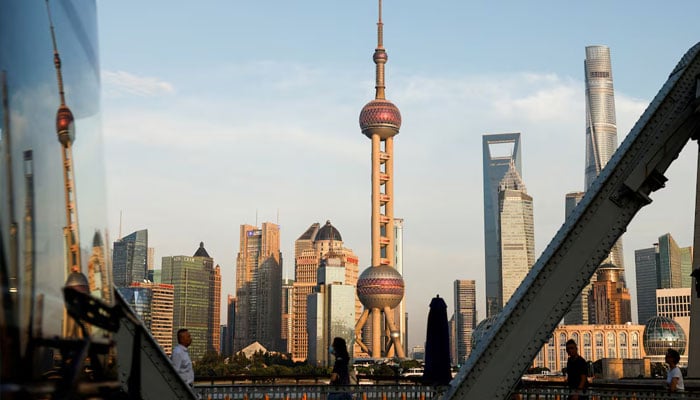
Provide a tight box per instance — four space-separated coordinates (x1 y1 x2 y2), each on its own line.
290 221 359 361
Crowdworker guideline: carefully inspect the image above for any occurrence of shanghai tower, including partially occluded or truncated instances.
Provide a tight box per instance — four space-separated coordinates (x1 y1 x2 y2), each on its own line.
584 45 624 270
565 45 628 325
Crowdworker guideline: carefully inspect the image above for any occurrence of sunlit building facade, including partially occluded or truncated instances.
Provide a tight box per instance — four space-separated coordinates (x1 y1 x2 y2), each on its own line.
161 255 210 361
482 133 521 317
307 257 357 366
588 264 631 325
532 324 646 372
290 221 359 361
498 162 534 308
118 281 175 355
453 280 476 366
234 223 283 352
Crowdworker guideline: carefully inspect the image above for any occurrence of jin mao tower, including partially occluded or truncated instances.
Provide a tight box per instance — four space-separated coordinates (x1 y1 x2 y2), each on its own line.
354 0 405 359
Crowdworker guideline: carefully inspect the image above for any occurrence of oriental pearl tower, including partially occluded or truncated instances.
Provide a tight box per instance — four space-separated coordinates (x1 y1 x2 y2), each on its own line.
46 0 87 338
354 0 405 359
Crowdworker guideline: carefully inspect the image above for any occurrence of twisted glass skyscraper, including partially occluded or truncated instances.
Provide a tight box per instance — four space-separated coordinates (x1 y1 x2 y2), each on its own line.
584 45 625 270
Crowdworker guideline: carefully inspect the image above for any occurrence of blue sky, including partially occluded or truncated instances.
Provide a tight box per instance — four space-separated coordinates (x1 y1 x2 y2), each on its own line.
97 1 700 349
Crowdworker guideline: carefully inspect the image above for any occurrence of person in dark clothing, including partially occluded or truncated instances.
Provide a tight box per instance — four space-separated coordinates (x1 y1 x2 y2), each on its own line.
565 339 588 400
329 337 351 400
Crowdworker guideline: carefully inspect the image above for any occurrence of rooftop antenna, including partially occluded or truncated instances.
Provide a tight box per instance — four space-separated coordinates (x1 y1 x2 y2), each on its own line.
118 210 122 239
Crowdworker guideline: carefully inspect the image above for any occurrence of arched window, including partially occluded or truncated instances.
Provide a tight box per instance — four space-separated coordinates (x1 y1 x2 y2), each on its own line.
595 332 604 361
619 332 628 358
631 332 640 358
559 333 568 367
607 332 616 358
583 332 592 361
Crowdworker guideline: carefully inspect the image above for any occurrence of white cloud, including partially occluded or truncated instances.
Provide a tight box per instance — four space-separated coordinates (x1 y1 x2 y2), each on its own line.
102 70 175 98
103 64 693 348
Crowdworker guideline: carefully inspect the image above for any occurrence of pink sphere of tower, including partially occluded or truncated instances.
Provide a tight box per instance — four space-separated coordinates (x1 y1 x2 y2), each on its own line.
356 265 404 310
359 99 401 140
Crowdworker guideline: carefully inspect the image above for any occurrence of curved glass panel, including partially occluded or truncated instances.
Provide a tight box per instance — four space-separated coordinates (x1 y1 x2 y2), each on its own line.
0 0 108 354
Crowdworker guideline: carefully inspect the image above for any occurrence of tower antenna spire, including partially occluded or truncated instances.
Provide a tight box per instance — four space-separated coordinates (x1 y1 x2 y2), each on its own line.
373 0 387 100
45 0 66 106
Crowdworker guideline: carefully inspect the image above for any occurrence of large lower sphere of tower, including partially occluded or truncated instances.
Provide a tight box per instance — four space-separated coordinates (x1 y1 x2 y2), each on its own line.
357 265 404 310
359 99 401 139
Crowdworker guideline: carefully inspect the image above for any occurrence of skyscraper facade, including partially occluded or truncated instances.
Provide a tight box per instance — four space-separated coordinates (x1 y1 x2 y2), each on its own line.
635 245 659 324
563 192 589 324
307 254 357 366
112 229 148 288
118 281 175 355
658 233 683 289
222 295 235 356
192 242 221 354
234 223 282 352
634 233 692 324
584 45 625 271
588 264 631 325
497 162 534 309
482 133 521 318
563 46 627 325
281 278 294 353
161 254 210 361
453 280 476 366
290 221 359 361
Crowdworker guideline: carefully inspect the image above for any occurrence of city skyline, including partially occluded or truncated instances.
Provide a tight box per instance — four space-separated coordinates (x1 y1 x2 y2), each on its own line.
98 1 700 348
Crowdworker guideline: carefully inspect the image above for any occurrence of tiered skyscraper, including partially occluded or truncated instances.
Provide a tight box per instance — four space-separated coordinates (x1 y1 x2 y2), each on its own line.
482 133 521 318
497 162 534 308
290 221 359 361
234 223 283 352
566 45 629 324
354 0 406 358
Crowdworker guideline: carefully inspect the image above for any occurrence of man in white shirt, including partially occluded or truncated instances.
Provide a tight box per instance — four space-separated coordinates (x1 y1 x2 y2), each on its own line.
171 328 194 387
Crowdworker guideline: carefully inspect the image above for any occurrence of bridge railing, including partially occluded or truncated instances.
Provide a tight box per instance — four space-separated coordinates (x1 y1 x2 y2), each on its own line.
194 384 446 400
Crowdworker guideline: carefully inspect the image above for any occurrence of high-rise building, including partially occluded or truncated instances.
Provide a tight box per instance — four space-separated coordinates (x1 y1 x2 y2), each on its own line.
161 254 210 361
393 218 407 356
192 242 221 354
482 133 521 318
563 46 627 325
222 295 235 356
564 192 588 324
112 229 148 288
307 253 357 366
234 223 282 352
588 264 631 325
497 162 534 309
634 233 692 324
147 246 155 281
281 278 294 353
290 221 359 361
355 0 406 358
680 246 693 288
635 245 659 324
118 281 175 355
453 280 476 366
584 45 625 271
658 233 683 289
